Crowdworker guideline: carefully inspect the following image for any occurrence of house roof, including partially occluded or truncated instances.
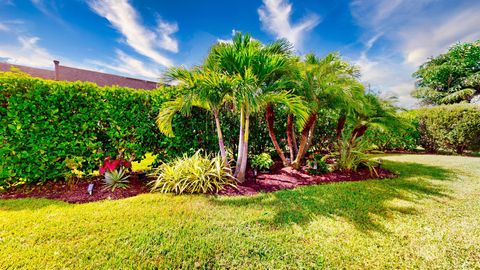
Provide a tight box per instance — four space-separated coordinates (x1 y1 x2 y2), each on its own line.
0 62 55 80
0 61 159 90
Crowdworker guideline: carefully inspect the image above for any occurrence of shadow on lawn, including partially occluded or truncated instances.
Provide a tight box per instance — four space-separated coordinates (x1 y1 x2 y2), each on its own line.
213 160 454 233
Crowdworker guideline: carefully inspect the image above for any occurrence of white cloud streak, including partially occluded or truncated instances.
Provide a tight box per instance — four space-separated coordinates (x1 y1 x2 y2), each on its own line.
89 50 161 80
0 23 8 31
87 0 177 67
258 0 320 49
0 36 55 67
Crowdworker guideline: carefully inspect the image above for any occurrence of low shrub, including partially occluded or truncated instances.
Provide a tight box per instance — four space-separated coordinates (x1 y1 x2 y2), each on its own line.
99 157 131 191
306 153 329 175
334 138 379 175
414 104 480 153
150 151 234 194
251 153 274 171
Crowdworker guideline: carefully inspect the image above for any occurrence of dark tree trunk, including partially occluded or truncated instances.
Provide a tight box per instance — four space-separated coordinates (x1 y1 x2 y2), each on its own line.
336 114 347 141
292 113 317 169
286 114 295 162
265 104 288 166
349 124 368 144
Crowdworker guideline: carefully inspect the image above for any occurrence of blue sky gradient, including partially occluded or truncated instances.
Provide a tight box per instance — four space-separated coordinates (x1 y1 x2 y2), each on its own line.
0 0 479 106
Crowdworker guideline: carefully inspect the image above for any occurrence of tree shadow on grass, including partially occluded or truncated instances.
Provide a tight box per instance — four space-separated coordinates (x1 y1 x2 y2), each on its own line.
212 160 455 233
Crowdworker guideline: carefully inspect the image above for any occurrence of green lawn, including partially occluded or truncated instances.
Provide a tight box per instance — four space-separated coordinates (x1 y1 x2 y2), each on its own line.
1 155 479 269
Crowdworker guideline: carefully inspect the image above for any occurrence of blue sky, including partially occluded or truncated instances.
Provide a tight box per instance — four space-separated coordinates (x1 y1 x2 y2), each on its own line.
0 0 479 107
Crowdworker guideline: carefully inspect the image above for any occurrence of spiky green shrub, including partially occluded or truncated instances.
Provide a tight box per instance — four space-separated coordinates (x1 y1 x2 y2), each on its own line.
103 168 130 191
334 138 379 175
150 151 234 194
250 153 274 171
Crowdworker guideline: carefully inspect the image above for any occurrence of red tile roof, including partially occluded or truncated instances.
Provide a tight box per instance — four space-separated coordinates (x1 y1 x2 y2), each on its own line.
0 61 159 90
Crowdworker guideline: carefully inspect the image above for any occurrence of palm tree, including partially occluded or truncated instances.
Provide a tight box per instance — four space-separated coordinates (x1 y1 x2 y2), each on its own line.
156 66 236 166
288 53 363 169
208 33 309 182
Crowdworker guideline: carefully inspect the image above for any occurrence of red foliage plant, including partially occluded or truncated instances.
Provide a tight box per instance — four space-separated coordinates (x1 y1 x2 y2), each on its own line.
99 156 132 175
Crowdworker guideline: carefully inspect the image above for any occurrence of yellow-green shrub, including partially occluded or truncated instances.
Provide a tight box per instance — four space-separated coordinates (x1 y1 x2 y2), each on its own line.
150 151 234 194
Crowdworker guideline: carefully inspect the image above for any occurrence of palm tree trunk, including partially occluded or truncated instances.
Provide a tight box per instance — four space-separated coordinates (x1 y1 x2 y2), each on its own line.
213 110 228 167
234 106 245 178
292 113 317 170
266 104 288 166
237 108 250 182
305 120 316 151
286 114 295 162
292 124 298 155
336 114 347 141
349 124 368 144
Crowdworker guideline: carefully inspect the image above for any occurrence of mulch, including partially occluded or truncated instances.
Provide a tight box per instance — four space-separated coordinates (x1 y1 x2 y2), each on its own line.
0 174 150 204
219 163 394 196
0 164 395 203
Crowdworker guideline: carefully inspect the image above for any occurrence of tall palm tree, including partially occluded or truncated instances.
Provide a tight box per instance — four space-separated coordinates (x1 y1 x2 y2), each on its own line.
156 66 236 166
208 33 309 182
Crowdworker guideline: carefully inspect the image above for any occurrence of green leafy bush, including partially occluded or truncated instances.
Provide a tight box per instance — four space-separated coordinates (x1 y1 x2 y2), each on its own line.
251 153 274 171
307 153 330 175
414 104 480 153
149 151 234 194
363 112 420 151
0 72 223 189
306 153 329 175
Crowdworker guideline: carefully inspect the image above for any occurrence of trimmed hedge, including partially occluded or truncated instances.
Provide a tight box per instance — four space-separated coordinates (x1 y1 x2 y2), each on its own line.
414 104 480 153
0 72 222 188
364 112 420 151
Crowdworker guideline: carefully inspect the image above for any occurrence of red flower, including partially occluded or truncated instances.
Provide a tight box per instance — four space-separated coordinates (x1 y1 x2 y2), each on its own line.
99 156 131 175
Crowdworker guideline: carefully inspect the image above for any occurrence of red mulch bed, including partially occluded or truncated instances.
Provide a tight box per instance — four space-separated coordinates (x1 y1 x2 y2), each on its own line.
219 162 395 196
0 174 150 203
0 164 395 203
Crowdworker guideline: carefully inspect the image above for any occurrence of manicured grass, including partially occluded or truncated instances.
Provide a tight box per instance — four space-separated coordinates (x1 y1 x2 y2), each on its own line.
1 155 479 269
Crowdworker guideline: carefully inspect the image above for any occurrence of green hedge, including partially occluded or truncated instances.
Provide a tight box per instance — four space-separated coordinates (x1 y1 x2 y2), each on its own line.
364 112 420 151
0 72 223 188
414 104 480 153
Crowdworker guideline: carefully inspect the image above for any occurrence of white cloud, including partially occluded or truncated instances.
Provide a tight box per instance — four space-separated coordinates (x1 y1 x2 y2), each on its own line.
0 23 8 31
350 0 480 107
87 0 177 67
156 19 179 53
355 53 418 107
88 50 160 81
399 7 480 66
0 36 55 67
0 34 158 80
258 0 320 49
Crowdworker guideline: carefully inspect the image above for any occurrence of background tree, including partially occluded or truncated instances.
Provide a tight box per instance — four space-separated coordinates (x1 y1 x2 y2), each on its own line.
412 40 480 105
